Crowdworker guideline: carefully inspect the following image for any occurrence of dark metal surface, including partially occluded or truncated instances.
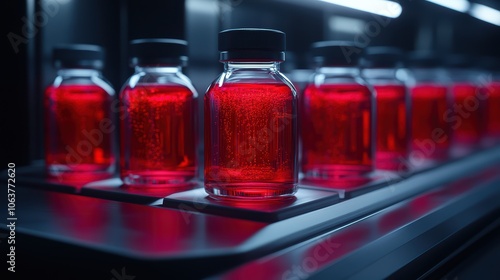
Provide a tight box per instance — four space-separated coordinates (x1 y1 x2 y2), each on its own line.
300 170 404 199
1 146 499 279
81 178 200 204
162 187 340 222
215 168 500 280
8 161 80 193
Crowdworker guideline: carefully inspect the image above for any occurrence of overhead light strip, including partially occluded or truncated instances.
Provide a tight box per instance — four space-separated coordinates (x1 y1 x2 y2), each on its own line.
426 0 500 27
425 0 470 13
319 0 403 18
469 3 500 26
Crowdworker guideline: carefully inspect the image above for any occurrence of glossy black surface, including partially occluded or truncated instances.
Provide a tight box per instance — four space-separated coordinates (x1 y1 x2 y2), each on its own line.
8 162 80 193
163 187 340 222
1 187 270 278
81 178 200 204
1 146 499 279
215 168 500 279
300 170 404 199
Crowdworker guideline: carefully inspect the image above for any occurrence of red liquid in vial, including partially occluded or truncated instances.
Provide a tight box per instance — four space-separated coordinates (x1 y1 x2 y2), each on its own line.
204 83 297 198
44 84 115 178
374 84 408 170
410 84 450 160
120 85 197 186
450 82 482 145
301 84 373 179
484 82 500 141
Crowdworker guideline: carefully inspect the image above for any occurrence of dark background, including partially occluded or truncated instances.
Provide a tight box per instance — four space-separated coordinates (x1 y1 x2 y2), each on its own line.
3 0 500 167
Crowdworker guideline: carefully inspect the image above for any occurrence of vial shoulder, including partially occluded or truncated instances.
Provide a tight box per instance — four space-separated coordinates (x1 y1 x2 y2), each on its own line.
361 69 406 86
122 71 198 97
309 72 371 88
209 70 296 93
47 74 115 97
404 68 451 86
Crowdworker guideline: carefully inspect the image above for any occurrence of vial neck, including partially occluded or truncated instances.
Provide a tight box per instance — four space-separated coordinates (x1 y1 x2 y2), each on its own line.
135 65 182 74
362 68 399 81
225 61 280 71
446 68 476 82
57 68 101 77
317 66 360 77
409 67 448 84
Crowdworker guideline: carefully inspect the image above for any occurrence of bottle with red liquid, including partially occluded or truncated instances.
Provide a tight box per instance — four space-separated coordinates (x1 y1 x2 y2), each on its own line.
283 52 313 169
478 57 500 146
44 44 116 181
204 28 298 200
301 41 375 184
361 47 409 172
405 51 451 162
444 54 483 154
120 39 198 187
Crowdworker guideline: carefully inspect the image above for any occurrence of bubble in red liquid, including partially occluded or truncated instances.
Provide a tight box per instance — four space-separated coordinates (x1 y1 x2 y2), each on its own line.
120 84 197 187
374 84 409 170
483 82 500 142
410 84 451 160
301 83 373 180
44 84 115 178
450 82 482 146
204 83 297 199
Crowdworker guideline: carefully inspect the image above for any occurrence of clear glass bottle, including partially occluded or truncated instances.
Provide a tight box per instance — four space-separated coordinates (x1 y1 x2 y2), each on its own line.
478 57 500 146
204 28 298 200
444 54 482 153
120 39 198 187
301 41 375 185
405 51 451 162
44 44 116 182
361 47 409 172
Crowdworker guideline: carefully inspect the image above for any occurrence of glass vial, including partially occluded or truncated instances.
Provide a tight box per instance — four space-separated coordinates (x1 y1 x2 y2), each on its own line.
479 57 500 146
120 39 198 187
301 41 375 183
444 55 483 153
44 44 116 181
405 51 451 161
361 47 409 171
204 28 298 200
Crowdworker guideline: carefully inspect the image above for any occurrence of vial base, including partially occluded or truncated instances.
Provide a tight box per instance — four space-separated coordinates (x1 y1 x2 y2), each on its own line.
301 165 373 189
409 145 449 161
121 170 195 187
482 136 500 147
46 163 114 182
302 164 372 179
205 182 297 200
375 151 409 171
